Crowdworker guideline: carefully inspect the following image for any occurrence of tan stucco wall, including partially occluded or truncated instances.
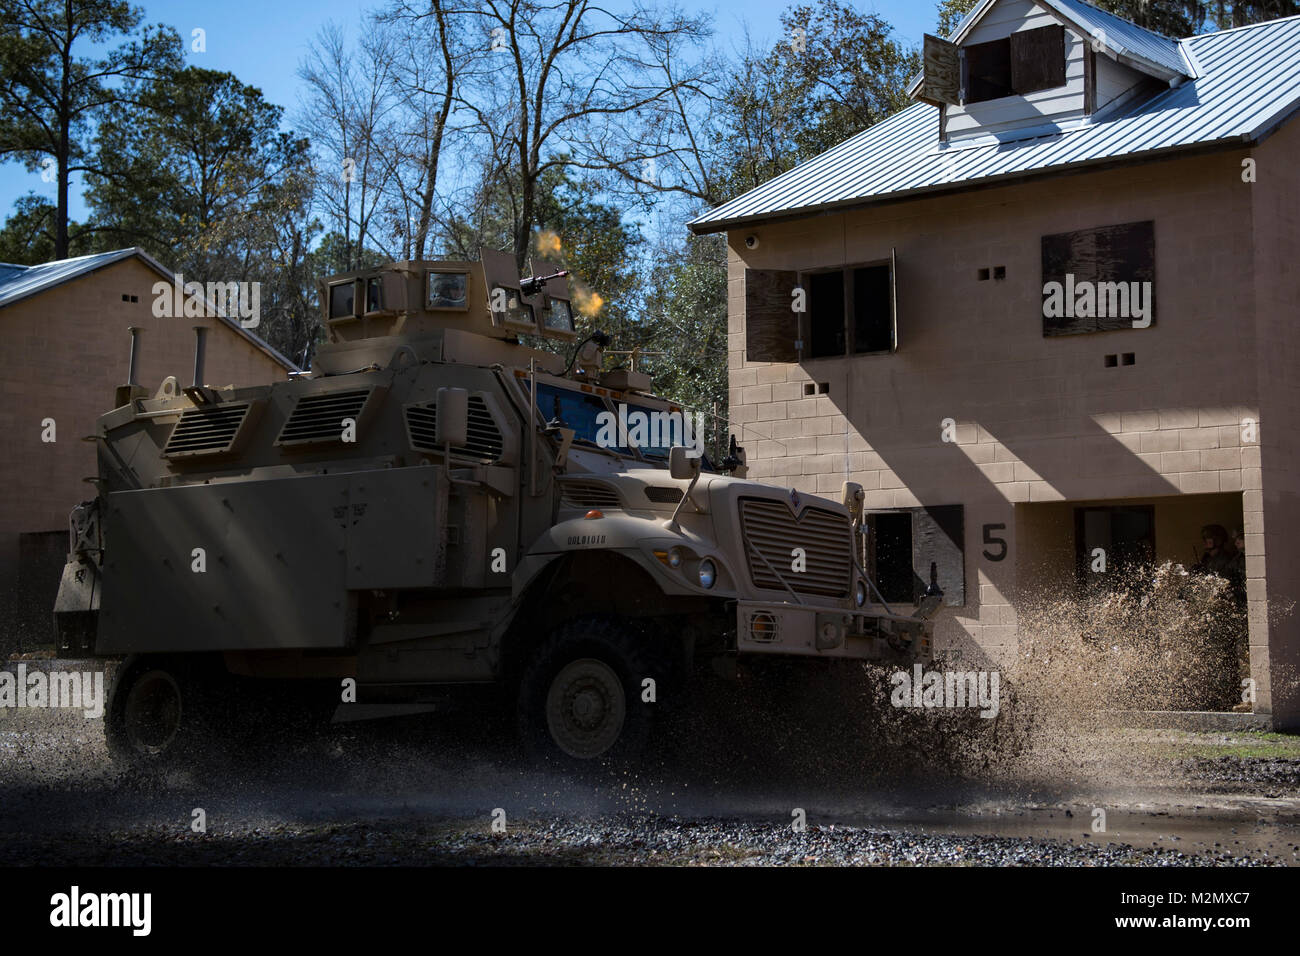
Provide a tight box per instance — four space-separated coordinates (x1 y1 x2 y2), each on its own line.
1249 115 1300 724
726 139 1298 725
1 256 289 540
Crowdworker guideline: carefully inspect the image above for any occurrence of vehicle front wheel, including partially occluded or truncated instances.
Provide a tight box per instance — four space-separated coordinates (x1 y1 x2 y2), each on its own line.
517 617 665 769
105 655 225 772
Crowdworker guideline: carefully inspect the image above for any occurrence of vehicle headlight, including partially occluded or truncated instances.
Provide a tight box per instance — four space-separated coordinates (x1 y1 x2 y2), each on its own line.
668 547 684 569
855 580 867 607
698 559 716 589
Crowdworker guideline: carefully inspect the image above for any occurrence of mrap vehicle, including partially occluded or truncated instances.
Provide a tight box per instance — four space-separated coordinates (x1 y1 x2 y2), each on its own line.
53 249 941 768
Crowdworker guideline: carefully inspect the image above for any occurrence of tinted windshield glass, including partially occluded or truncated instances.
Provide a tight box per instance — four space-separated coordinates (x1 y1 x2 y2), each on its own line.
533 382 630 454
527 381 714 470
625 403 684 460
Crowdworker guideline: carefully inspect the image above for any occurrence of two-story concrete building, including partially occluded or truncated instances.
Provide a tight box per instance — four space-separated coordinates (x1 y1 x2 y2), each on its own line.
688 0 1300 727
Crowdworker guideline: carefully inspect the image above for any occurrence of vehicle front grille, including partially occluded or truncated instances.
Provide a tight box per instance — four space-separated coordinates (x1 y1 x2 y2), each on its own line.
739 497 853 598
559 480 621 509
644 486 683 503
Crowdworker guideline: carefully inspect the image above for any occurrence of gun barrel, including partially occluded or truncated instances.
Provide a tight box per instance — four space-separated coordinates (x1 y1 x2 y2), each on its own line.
520 270 569 296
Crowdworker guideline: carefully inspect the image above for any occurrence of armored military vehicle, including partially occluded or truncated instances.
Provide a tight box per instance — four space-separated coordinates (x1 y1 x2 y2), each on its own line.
53 249 940 768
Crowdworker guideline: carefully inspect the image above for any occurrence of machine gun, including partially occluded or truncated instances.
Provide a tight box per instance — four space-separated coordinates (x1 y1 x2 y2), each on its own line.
519 269 569 297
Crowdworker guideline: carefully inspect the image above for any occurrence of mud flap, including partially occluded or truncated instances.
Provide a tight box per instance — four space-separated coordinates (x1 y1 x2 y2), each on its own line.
53 557 99 657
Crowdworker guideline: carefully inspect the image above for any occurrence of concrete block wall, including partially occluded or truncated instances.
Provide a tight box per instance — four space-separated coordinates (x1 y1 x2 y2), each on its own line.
723 144 1296 721
1249 116 1300 727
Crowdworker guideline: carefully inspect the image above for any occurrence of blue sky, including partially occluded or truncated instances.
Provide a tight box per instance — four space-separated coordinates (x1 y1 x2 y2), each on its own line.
0 0 943 228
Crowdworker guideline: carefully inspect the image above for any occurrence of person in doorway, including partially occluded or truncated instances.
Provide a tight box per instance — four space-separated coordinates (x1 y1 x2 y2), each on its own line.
1191 524 1248 712
1195 524 1234 577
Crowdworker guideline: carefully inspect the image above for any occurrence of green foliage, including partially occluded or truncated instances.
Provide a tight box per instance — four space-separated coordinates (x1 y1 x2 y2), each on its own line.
637 234 730 461
1207 0 1300 28
719 0 919 200
0 0 180 256
86 67 308 271
935 0 980 37
0 194 76 264
82 66 316 361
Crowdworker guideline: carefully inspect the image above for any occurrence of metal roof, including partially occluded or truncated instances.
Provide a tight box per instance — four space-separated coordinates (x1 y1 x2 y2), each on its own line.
911 0 1188 93
690 15 1300 234
1045 0 1189 78
0 248 140 310
0 247 299 371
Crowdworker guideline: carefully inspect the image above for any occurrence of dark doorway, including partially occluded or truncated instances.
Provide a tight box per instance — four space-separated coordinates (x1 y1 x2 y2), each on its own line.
871 511 914 604
1074 505 1155 585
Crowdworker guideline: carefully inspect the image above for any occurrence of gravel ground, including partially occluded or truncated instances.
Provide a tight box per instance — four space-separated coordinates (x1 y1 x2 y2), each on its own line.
2 671 1299 867
0 815 1280 867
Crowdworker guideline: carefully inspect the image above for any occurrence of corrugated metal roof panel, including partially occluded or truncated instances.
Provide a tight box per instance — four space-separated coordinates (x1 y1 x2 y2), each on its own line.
1046 0 1189 77
0 249 137 309
690 16 1300 233
0 247 299 371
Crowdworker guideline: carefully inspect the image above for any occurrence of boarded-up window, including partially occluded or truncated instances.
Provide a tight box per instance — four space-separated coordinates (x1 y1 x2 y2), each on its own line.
919 33 961 107
744 269 799 363
963 25 1067 104
1010 25 1066 94
1041 221 1156 336
866 505 965 607
913 505 965 607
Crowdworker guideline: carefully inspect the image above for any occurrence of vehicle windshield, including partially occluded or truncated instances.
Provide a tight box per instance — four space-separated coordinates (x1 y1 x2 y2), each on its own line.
526 379 715 470
625 403 684 461
533 382 632 455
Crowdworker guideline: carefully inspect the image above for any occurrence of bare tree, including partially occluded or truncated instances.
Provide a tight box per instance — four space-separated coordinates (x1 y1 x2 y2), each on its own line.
379 0 469 261
570 26 725 213
298 20 403 268
459 0 713 268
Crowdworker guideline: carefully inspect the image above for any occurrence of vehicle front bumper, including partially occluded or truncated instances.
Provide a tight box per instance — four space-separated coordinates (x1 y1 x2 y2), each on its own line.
735 600 933 664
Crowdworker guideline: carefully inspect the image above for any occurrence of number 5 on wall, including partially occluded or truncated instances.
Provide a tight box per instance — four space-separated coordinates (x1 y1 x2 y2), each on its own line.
982 523 1007 562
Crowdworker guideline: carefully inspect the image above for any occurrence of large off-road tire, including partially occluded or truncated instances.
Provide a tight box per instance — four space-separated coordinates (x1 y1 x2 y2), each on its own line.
517 617 669 770
105 655 228 772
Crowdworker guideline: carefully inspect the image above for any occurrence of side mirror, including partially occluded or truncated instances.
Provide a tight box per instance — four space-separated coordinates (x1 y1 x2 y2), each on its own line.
841 481 865 523
669 445 701 481
435 387 469 447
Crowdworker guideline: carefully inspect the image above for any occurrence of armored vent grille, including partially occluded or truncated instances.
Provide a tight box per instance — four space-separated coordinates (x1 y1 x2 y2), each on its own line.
163 402 253 458
740 498 853 598
406 395 504 461
276 388 373 446
645 486 684 504
559 480 621 509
